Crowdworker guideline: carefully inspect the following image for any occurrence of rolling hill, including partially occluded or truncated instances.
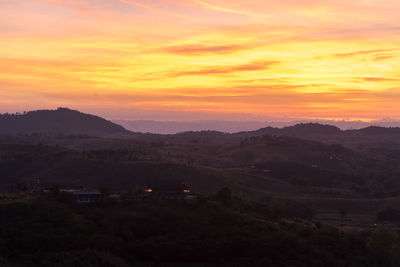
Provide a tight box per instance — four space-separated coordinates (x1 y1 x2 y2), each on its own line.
0 108 131 137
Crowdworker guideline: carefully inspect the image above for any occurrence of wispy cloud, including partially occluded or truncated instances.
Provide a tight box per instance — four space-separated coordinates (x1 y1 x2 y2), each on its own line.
162 44 251 55
44 0 100 17
194 0 248 15
359 77 400 83
117 0 156 11
173 61 279 77
333 49 396 58
373 54 395 61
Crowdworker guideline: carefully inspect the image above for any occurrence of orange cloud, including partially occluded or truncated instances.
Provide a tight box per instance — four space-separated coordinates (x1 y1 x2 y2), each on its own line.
162 44 251 55
333 49 396 58
171 61 279 77
1 0 400 120
360 77 400 83
194 0 249 15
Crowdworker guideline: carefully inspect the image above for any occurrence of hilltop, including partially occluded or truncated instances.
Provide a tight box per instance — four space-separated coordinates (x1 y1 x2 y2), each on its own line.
0 108 131 137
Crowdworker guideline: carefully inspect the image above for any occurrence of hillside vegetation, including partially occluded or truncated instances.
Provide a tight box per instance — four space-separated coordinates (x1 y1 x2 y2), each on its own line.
0 197 399 266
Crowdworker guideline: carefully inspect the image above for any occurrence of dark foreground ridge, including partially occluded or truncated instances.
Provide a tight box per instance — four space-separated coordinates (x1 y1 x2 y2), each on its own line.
0 195 397 267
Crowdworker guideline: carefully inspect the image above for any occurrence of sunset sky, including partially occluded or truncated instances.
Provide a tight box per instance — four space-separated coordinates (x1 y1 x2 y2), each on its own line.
1 0 400 121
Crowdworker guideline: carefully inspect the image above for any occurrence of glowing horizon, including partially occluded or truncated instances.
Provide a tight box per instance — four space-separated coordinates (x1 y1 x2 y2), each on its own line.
1 0 400 121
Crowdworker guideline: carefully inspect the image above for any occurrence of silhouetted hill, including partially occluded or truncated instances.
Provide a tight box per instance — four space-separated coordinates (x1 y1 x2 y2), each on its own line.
114 119 269 134
0 108 130 137
235 123 341 138
283 123 341 134
355 126 400 135
115 119 400 134
159 123 400 145
141 123 348 144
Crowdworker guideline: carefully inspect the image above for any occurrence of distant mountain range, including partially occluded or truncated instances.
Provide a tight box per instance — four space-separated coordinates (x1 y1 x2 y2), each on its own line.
115 119 400 134
1 108 400 148
0 108 130 137
138 123 400 150
113 120 270 134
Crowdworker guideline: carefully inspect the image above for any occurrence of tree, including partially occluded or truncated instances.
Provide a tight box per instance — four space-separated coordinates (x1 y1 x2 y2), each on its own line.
216 187 232 205
377 208 400 222
340 210 347 224
368 227 398 263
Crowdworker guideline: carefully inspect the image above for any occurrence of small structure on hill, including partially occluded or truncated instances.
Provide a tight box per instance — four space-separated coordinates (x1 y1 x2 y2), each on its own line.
71 191 103 203
41 187 104 203
145 180 192 200
57 189 103 203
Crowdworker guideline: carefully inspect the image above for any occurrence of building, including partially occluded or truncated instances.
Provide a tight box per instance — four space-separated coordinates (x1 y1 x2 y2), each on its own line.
145 180 191 200
71 191 103 203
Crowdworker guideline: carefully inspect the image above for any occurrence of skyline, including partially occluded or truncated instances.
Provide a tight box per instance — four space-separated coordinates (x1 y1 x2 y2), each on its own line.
1 0 400 121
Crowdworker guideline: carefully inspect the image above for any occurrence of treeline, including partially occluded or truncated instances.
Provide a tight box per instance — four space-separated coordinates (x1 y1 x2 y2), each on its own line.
0 195 398 266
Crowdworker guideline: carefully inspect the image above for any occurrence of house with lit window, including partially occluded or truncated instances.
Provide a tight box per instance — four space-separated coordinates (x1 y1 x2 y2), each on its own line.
145 180 191 200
